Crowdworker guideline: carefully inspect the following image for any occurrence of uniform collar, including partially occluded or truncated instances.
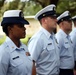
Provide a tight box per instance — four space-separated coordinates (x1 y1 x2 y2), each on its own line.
40 27 54 39
5 37 25 52
73 27 76 32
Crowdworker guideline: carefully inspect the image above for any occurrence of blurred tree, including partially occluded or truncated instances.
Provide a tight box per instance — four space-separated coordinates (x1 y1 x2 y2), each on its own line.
0 0 5 10
31 0 59 7
18 2 26 11
0 0 5 20
22 1 42 16
0 0 76 18
0 0 5 17
56 0 76 16
8 0 20 9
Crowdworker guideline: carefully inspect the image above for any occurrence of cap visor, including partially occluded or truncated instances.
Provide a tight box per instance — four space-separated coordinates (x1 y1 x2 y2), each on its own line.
20 18 29 25
1 17 29 26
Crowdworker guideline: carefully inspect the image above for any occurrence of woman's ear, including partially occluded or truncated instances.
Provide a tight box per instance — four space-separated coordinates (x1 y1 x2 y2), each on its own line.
7 26 12 32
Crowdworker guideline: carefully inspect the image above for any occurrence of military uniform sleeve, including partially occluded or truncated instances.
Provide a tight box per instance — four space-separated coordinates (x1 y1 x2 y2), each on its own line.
70 34 76 70
28 38 43 62
0 47 10 75
73 37 76 70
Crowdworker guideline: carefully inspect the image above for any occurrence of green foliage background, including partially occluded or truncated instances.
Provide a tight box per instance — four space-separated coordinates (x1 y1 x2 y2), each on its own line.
57 0 76 16
0 35 31 45
0 0 76 20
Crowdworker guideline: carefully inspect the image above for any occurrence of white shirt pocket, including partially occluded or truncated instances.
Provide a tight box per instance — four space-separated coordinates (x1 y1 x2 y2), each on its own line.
64 42 70 49
46 43 55 51
11 55 23 67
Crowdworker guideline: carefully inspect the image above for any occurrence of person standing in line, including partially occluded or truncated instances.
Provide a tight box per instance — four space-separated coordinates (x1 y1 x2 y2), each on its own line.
70 16 76 75
0 10 36 75
56 11 74 75
28 4 60 75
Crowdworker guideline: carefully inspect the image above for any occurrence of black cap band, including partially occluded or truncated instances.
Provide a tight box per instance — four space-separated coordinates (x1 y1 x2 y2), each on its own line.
1 17 29 26
38 11 57 20
57 16 72 24
72 18 76 21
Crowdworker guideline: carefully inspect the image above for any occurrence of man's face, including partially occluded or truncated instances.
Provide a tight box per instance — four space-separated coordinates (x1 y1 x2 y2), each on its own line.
45 16 57 30
63 20 72 33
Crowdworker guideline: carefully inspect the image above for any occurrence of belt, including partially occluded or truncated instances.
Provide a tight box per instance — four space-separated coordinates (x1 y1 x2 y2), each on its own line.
59 68 74 75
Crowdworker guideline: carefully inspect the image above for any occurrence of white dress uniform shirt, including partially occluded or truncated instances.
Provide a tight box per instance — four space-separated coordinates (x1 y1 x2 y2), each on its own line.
28 27 60 75
56 29 74 69
70 28 76 61
0 37 33 75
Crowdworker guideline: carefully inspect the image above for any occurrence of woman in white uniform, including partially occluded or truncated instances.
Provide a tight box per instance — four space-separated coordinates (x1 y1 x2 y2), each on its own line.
0 10 36 75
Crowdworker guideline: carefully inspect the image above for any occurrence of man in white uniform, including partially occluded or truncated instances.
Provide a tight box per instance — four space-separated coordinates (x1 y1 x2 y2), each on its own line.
28 4 60 75
70 16 76 75
56 11 74 75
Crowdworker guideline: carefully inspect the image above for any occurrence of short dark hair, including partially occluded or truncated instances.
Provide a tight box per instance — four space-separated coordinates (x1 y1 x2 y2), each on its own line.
2 23 14 36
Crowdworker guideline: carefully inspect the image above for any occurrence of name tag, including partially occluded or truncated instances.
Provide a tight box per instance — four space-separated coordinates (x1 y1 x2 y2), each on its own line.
13 56 19 60
64 42 70 48
65 42 68 44
47 43 54 51
48 43 52 45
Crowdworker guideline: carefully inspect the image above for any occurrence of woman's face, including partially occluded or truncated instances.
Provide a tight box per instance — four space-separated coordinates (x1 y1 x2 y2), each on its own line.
10 24 26 39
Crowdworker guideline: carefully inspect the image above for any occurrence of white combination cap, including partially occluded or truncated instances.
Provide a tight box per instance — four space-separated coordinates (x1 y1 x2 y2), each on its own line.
72 16 76 21
57 11 72 24
1 10 29 26
35 4 57 20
